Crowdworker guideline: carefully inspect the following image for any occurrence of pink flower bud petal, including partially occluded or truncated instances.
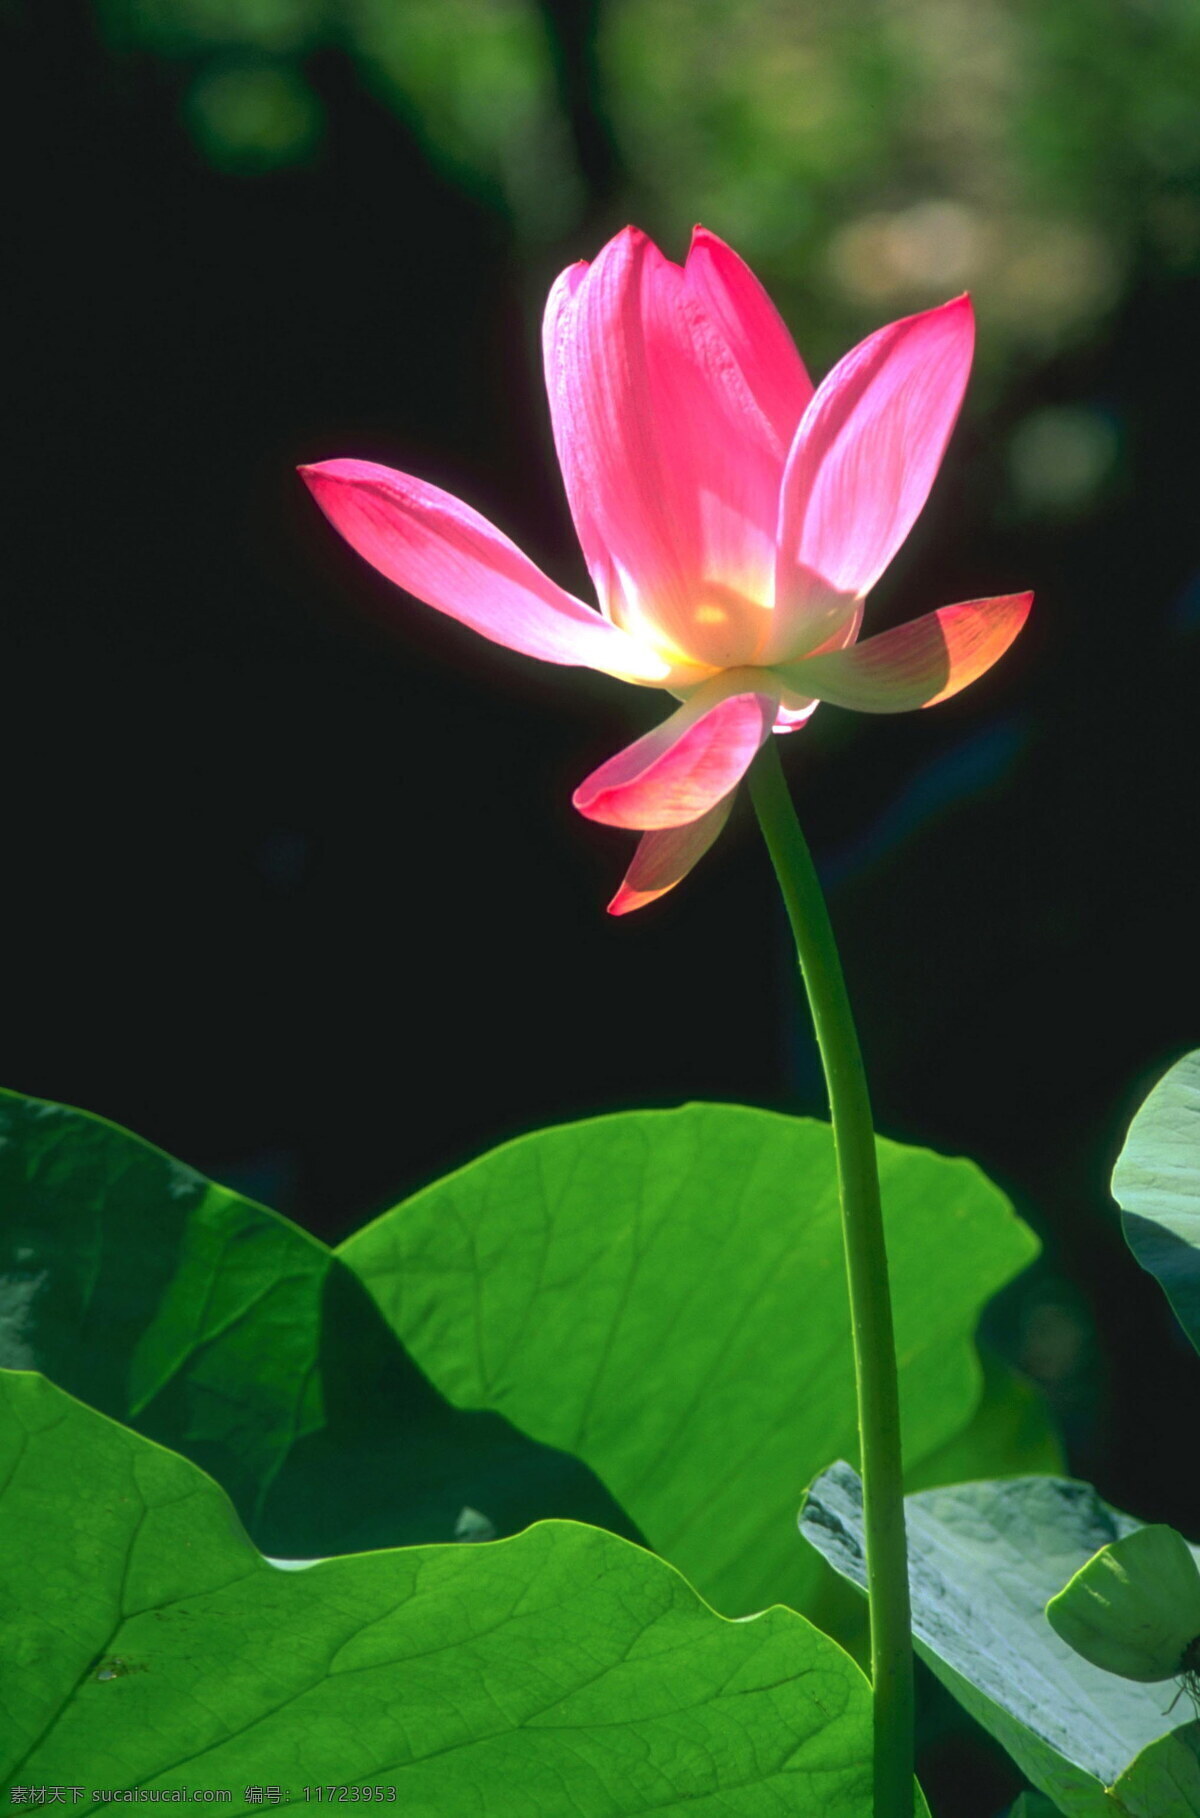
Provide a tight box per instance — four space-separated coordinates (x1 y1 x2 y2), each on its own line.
682 226 813 457
543 228 786 668
778 295 975 610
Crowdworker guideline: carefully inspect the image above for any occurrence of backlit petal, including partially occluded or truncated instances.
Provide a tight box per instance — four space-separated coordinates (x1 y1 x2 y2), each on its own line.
777 296 975 607
770 598 864 729
608 794 736 915
573 670 780 830
772 702 819 734
543 228 783 669
778 592 1032 713
682 226 813 456
301 458 669 683
761 569 861 668
541 262 609 594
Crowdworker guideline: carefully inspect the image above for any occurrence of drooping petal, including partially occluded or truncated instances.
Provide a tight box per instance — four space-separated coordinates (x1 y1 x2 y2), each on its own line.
682 226 813 456
608 794 736 916
776 295 975 615
543 228 785 670
573 670 780 830
777 592 1032 713
300 458 670 684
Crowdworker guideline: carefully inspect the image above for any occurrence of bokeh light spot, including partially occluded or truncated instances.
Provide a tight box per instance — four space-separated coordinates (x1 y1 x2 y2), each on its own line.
1007 406 1120 516
183 62 323 173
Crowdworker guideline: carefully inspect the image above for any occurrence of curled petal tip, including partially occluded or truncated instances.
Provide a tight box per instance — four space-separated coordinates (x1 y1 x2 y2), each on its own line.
606 882 658 916
927 290 975 338
918 292 973 323
299 456 376 491
297 462 343 499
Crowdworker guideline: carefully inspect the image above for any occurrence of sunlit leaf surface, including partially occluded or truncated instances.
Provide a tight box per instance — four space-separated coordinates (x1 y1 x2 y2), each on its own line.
0 1371 904 1816
341 1103 1040 1615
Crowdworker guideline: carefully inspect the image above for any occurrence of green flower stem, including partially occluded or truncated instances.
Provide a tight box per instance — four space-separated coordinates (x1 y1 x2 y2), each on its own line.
747 737 914 1818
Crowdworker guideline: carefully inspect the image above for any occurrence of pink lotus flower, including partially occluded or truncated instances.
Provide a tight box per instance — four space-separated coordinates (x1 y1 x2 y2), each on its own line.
301 226 1031 914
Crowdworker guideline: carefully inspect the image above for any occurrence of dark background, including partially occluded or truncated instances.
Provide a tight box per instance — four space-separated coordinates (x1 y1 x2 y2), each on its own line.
5 2 1200 1808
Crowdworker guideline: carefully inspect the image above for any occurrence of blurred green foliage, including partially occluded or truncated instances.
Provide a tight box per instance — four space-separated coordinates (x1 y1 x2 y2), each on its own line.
609 0 1200 360
97 0 582 229
97 0 1200 337
92 0 1200 525
184 61 324 170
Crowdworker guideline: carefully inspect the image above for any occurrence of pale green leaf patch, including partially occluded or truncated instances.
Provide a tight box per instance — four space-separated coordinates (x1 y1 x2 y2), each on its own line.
802 1464 1200 1817
1047 1525 1200 1683
1112 1048 1200 1353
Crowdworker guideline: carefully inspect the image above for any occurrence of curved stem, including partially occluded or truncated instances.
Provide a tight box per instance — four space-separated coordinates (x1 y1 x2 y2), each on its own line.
747 737 913 1818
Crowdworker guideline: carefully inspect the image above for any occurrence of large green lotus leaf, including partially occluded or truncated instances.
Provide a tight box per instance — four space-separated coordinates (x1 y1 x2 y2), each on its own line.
904 1348 1064 1494
801 1463 1200 1816
1112 1049 1200 1353
339 1103 1039 1617
0 1090 637 1558
0 1370 922 1817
